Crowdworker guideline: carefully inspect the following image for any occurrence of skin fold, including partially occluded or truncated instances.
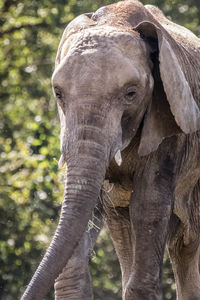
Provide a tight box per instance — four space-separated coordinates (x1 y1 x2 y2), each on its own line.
21 1 200 299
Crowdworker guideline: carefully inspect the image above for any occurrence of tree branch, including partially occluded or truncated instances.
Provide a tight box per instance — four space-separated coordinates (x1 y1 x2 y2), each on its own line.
0 21 67 38
0 22 48 38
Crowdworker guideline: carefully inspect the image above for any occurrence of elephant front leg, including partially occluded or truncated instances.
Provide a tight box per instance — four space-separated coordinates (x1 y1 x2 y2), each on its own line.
125 154 175 300
168 180 200 300
168 214 200 300
54 204 103 300
104 206 134 296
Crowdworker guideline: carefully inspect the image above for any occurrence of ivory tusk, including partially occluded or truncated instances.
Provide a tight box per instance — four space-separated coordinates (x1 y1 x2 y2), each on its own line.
114 150 122 166
58 154 66 169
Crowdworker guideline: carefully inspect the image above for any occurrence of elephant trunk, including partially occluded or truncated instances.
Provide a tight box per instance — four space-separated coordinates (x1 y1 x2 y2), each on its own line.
21 141 107 299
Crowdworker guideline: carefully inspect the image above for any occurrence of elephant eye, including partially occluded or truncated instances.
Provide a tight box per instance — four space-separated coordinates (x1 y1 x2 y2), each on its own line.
125 87 136 104
54 87 63 100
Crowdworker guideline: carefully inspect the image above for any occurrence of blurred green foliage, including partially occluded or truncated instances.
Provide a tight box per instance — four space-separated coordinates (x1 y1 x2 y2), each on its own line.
0 0 199 299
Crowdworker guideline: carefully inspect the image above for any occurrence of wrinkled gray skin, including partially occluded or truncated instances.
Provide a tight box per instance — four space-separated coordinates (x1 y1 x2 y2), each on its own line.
21 1 200 299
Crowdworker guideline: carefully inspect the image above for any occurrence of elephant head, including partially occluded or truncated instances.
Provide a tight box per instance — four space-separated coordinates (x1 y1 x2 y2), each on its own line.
21 1 200 299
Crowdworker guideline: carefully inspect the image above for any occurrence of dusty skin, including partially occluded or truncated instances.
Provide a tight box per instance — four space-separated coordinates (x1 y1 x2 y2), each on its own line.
21 1 200 299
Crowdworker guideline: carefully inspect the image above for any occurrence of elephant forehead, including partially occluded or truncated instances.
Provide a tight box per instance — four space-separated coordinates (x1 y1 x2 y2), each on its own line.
53 28 149 95
54 50 141 96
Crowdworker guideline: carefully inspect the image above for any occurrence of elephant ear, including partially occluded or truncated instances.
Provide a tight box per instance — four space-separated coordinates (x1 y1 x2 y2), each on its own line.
90 0 200 155
133 7 200 156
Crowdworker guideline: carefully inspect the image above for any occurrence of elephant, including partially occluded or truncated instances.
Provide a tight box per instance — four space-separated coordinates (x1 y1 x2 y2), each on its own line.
21 0 200 299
